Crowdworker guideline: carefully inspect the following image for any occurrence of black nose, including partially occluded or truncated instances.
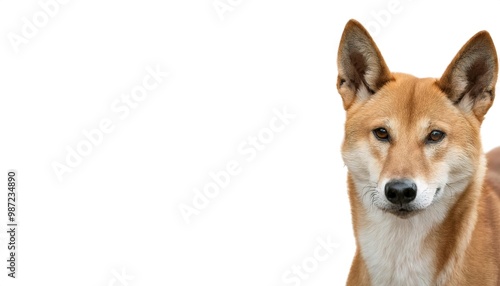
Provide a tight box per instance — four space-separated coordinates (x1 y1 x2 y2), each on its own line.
384 179 417 204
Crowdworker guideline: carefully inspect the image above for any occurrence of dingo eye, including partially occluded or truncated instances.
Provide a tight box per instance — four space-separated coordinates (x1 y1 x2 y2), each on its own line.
427 130 445 143
373 128 389 141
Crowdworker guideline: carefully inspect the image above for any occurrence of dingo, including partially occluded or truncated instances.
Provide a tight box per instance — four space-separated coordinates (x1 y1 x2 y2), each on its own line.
337 19 500 285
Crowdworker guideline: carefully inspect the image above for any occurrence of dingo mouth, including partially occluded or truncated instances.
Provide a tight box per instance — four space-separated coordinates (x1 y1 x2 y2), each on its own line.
382 205 422 219
387 209 418 218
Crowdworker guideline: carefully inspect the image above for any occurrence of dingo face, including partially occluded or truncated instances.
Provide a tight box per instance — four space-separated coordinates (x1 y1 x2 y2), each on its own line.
337 20 498 219
342 74 481 218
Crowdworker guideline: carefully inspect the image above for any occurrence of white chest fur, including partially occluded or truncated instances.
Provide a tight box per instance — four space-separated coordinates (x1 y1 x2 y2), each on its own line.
358 212 437 286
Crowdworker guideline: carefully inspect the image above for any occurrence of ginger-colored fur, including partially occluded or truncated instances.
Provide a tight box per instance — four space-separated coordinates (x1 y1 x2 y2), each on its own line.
337 20 500 285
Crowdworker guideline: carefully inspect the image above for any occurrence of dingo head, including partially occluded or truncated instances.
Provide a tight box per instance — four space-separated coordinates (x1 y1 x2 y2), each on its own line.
337 20 498 218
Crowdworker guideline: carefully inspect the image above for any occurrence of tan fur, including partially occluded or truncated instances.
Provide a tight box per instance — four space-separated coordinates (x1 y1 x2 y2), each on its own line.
337 19 500 285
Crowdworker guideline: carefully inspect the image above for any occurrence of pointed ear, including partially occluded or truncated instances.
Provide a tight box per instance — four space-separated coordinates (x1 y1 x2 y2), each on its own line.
437 31 498 121
337 19 393 110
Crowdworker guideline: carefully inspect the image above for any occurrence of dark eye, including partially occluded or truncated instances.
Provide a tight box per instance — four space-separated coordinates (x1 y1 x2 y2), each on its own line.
426 130 445 143
373 128 390 141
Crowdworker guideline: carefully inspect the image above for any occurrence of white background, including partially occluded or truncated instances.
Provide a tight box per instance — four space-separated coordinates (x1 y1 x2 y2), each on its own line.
0 0 499 285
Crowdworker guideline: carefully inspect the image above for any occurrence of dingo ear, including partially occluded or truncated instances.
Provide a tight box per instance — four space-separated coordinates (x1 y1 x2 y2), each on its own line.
337 19 393 110
438 31 498 121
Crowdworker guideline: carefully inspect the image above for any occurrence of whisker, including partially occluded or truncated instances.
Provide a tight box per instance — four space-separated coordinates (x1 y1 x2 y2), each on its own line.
445 183 459 200
359 182 378 210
